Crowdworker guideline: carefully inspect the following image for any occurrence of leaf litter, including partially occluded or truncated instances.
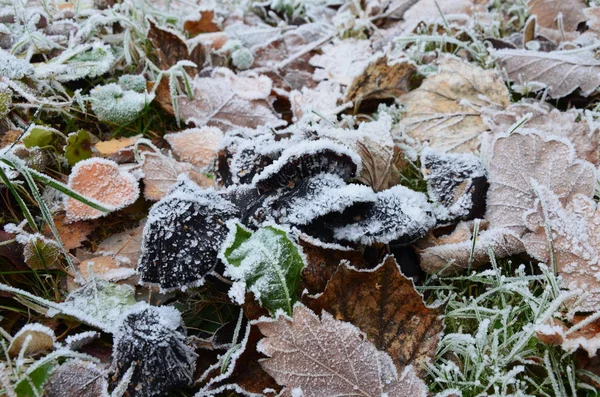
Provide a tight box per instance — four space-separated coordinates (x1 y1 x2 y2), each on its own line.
3 0 600 396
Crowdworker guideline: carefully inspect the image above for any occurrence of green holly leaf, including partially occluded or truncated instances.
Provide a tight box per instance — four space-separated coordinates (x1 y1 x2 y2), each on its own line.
22 126 57 149
222 223 305 315
64 130 92 166
14 362 55 397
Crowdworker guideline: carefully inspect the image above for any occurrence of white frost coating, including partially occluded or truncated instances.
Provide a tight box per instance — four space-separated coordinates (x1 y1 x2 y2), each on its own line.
0 49 34 79
334 185 434 245
64 331 100 350
251 139 363 186
291 388 304 397
309 39 374 86
34 43 115 82
289 80 347 120
11 323 56 343
228 281 247 305
89 83 154 124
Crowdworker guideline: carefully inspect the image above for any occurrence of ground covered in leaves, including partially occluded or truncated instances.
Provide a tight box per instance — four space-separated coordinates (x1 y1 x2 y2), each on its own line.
3 0 600 396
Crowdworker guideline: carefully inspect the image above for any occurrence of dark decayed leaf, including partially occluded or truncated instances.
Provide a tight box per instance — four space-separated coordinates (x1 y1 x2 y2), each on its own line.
111 304 198 397
252 139 362 194
333 185 435 245
138 179 239 290
307 256 443 376
147 19 204 72
221 224 305 315
421 147 487 223
43 359 108 397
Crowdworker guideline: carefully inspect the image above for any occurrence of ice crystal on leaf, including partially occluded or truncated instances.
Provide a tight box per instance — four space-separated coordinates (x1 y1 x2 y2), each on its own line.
112 304 198 397
89 83 153 124
0 49 34 79
254 304 428 397
34 43 115 82
138 179 239 290
43 359 108 397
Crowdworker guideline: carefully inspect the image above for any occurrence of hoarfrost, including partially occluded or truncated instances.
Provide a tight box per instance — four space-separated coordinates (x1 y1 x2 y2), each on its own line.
89 83 154 124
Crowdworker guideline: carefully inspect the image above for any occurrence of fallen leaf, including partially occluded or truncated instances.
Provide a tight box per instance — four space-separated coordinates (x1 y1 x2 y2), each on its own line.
8 323 55 358
147 19 204 72
417 220 524 275
22 235 61 270
485 131 595 235
44 214 95 250
79 255 136 282
535 316 600 357
307 256 443 375
345 55 416 103
96 223 144 266
394 56 510 153
289 80 345 120
310 39 374 86
255 304 428 397
164 127 223 169
491 48 600 98
403 0 478 26
64 158 140 222
183 10 220 36
94 135 141 156
177 68 286 132
528 0 587 32
43 359 108 397
64 130 93 166
141 152 213 201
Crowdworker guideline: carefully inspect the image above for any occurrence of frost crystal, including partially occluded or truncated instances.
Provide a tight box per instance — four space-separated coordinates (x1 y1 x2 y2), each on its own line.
89 83 153 124
138 179 240 290
334 185 435 245
231 47 254 70
112 305 198 397
117 74 147 92
0 49 34 79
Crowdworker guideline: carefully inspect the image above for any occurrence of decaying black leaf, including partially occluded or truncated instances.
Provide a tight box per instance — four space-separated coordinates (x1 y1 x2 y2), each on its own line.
111 305 197 397
138 179 239 290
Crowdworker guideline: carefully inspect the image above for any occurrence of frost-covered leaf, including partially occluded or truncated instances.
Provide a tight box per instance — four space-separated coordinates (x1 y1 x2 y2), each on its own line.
345 55 416 103
309 39 374 86
64 130 93 166
64 158 140 222
43 359 108 397
421 147 487 223
522 186 600 311
8 323 55 358
482 101 599 165
183 10 220 36
138 179 239 290
164 127 223 169
486 131 595 235
221 224 305 315
90 83 153 124
93 135 141 156
252 139 361 194
535 316 600 357
22 234 61 270
403 0 479 26
333 185 434 245
45 214 94 251
491 48 600 98
141 152 212 201
418 220 524 275
79 255 136 282
289 80 345 120
14 362 55 397
22 125 59 149
51 279 137 332
147 19 205 71
307 256 443 375
0 49 34 79
178 68 285 132
528 0 587 31
34 43 115 82
255 304 428 397
96 223 144 266
394 56 510 153
111 304 198 397
0 83 11 119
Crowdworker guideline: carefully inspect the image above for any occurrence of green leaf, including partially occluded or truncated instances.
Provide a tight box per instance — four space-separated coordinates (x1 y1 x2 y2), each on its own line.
222 224 305 315
14 362 55 397
64 130 92 166
22 126 57 149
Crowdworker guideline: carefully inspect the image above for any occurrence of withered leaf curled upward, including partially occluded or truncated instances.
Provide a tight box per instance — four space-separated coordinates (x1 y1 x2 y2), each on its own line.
177 68 286 132
491 49 600 98
486 131 595 235
394 56 510 154
521 187 600 312
255 304 428 397
307 256 443 375
147 19 204 72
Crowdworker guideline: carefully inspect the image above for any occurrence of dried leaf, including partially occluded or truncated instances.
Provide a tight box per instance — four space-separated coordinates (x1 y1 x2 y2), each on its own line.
345 55 416 103
528 0 587 31
79 255 135 282
307 256 443 375
485 131 595 235
395 56 510 153
147 19 204 71
403 0 478 25
8 323 55 358
183 10 220 36
94 135 141 156
43 359 108 397
22 235 61 270
255 304 428 397
141 152 213 201
535 316 600 357
64 158 140 222
178 68 285 132
289 80 345 120
310 39 374 86
492 48 600 98
44 214 94 251
96 223 144 266
164 127 223 169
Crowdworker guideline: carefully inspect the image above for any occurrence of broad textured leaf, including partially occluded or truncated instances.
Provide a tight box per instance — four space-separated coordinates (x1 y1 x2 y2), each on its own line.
64 130 92 166
23 125 59 149
22 235 60 270
222 224 305 315
394 56 510 153
141 152 212 201
255 304 428 397
485 131 595 234
307 256 443 375
491 49 600 98
164 127 223 169
522 186 600 311
43 359 108 397
96 223 144 266
178 68 285 132
528 0 587 31
138 179 239 290
535 315 600 357
112 305 198 397
64 158 139 221
333 185 434 245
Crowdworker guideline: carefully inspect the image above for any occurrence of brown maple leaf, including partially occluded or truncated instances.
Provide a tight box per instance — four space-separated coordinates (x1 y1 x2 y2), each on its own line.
306 256 443 376
255 304 428 397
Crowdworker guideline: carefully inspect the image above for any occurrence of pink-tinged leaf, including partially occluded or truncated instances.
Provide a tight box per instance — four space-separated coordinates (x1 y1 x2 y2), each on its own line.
65 158 139 222
255 304 428 397
164 127 223 169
